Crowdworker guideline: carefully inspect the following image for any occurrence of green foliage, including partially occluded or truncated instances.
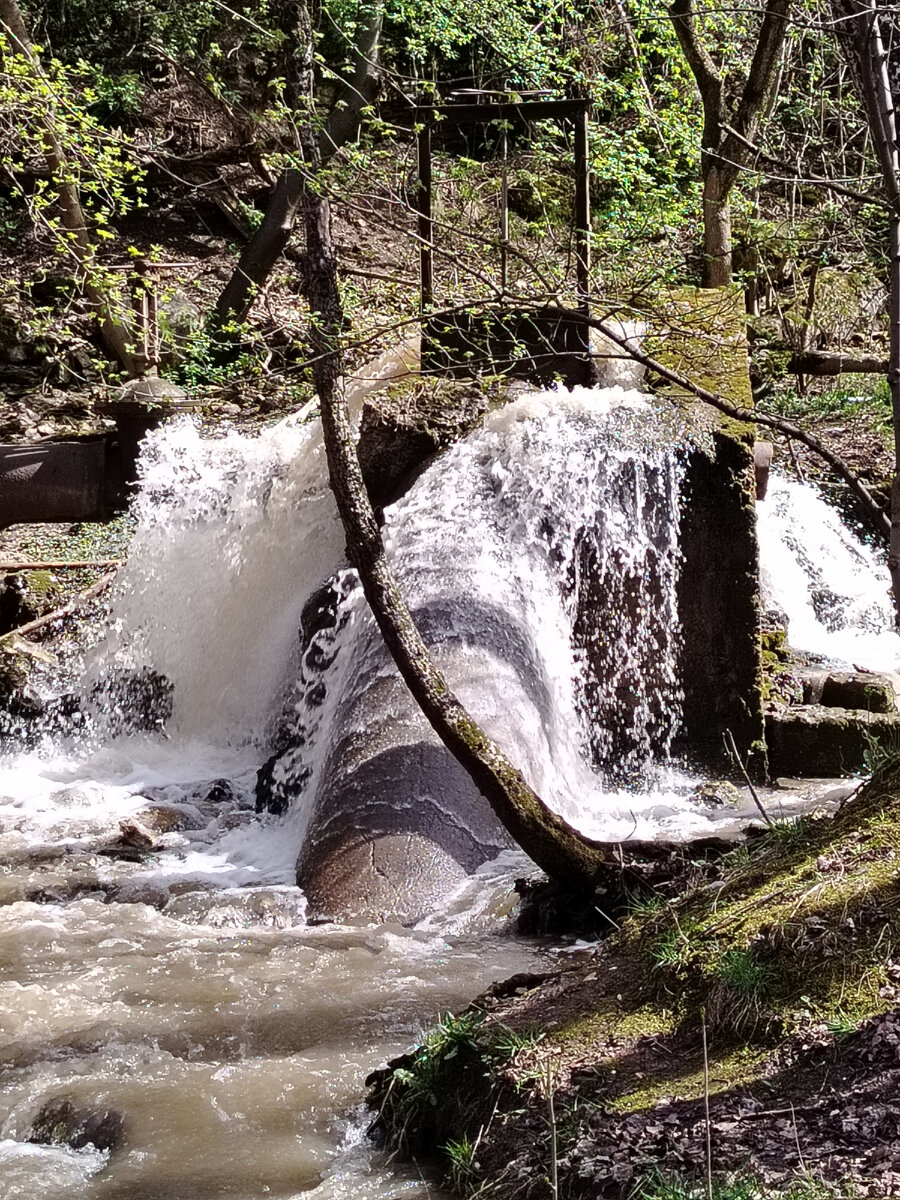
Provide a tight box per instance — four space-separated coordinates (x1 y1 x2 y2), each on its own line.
824 1008 859 1040
633 1171 854 1200
711 948 775 999
764 378 891 425
0 37 144 299
862 724 900 776
445 1133 478 1194
650 928 693 971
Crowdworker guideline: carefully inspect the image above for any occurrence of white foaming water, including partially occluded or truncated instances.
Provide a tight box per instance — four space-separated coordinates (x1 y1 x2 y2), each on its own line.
385 385 698 836
758 475 900 670
2 380 723 890
0 372 733 1200
262 384 721 860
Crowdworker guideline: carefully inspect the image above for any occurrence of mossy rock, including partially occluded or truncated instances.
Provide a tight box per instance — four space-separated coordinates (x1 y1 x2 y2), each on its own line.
0 570 63 635
357 375 508 508
629 761 900 1033
767 704 900 775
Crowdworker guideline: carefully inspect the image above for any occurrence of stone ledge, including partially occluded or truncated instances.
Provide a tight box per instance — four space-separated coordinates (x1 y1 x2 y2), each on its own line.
767 704 900 776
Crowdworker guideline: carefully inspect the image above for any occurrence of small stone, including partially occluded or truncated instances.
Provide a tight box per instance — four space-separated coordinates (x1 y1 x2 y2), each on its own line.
692 780 742 807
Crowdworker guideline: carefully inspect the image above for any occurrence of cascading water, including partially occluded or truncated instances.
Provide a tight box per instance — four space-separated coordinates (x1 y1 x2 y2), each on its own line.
757 474 900 670
263 385 705 883
0 378 729 1199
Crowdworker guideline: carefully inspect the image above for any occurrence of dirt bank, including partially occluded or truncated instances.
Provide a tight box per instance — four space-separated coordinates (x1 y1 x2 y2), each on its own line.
369 765 900 1198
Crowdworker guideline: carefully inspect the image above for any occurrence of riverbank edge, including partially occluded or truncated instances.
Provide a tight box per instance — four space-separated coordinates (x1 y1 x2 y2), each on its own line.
367 763 900 1198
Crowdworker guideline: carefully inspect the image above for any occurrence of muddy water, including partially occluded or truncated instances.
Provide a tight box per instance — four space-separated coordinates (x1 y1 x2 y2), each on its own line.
0 737 554 1200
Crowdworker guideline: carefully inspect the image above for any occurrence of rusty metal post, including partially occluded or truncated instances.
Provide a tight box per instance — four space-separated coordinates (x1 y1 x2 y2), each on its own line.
500 124 509 292
573 104 591 316
416 121 434 311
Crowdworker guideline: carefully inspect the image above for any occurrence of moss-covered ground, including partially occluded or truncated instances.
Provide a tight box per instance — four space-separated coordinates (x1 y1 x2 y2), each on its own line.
369 765 900 1198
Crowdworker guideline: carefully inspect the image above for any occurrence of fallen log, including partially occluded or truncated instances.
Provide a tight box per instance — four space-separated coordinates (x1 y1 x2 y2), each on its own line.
786 350 888 375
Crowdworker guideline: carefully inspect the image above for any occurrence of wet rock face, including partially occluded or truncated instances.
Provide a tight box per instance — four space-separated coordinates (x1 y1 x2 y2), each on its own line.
27 1097 125 1155
676 428 766 777
801 670 897 714
356 377 497 509
88 668 174 735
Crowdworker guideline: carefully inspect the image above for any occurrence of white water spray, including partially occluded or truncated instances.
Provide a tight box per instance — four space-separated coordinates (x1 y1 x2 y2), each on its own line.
757 475 900 671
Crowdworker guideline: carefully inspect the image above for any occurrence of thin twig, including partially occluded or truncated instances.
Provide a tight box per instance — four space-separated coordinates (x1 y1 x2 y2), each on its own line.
702 1009 713 1200
723 729 774 827
786 438 806 484
546 1057 559 1200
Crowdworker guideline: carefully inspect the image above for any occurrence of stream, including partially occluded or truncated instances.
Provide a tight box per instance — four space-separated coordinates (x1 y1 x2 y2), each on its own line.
1 382 895 1198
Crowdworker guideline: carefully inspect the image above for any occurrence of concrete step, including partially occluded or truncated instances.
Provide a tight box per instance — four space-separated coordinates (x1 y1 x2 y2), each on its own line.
766 705 900 776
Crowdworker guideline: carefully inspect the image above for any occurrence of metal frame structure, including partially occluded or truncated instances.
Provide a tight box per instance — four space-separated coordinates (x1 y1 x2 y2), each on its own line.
414 98 592 316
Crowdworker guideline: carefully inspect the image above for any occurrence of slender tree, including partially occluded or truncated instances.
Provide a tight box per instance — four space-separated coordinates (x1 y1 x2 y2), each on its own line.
0 0 133 370
213 0 385 329
669 0 792 287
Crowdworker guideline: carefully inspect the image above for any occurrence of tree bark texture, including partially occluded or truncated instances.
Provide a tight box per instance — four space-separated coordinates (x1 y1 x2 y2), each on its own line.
832 0 900 616
0 0 133 370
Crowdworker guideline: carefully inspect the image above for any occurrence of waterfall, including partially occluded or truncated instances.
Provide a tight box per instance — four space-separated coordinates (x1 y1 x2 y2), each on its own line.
99 385 709 854
1 378 726 902
757 475 900 670
262 385 699 853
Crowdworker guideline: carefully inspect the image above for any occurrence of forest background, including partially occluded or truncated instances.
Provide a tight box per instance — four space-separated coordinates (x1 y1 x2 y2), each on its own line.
0 0 894 493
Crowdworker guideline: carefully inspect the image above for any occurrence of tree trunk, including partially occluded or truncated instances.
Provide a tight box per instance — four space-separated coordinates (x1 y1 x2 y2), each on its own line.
832 0 900 617
214 1 384 329
701 163 733 287
320 2 384 156
296 134 616 890
0 0 133 371
212 169 304 328
670 0 790 290
785 350 888 375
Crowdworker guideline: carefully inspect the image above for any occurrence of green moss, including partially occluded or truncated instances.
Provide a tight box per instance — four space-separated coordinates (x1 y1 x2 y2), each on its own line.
626 766 900 1031
647 286 755 441
554 999 674 1049
606 1043 770 1114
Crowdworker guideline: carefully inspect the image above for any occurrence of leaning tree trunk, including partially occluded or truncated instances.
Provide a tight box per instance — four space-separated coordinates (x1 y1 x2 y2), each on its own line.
214 0 384 328
296 126 615 889
212 169 304 329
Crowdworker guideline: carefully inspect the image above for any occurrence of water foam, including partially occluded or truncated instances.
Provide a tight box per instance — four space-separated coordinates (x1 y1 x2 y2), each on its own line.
1 377 725 900
757 475 900 670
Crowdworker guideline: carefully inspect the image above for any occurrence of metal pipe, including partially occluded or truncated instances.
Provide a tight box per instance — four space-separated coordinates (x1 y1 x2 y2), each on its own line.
0 377 193 528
